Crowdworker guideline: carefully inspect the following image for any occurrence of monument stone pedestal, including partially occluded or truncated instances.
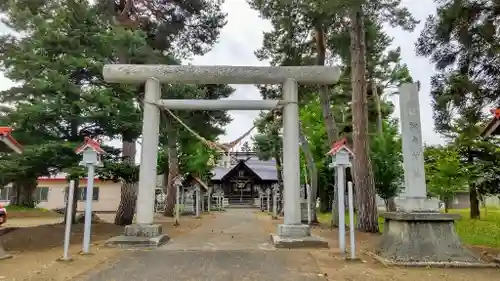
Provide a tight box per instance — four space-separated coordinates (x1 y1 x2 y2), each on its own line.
378 197 480 263
105 224 169 248
378 211 480 263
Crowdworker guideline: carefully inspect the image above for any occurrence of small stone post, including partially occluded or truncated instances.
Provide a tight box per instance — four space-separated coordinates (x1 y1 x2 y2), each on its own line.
207 188 211 213
173 176 183 226
266 188 271 214
175 184 180 226
272 187 278 220
195 186 201 218
259 190 264 212
201 189 205 212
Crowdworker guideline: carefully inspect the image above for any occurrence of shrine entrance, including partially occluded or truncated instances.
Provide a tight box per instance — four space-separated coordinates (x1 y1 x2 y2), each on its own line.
102 64 339 247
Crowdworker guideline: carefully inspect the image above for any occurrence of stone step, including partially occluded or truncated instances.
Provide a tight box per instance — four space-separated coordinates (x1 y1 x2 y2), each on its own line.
226 204 258 209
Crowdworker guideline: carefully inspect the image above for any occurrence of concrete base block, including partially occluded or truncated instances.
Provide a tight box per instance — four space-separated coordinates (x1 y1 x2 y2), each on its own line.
378 212 482 263
105 234 169 248
105 224 169 248
276 224 310 238
270 234 328 248
0 244 12 260
271 224 328 248
124 224 163 237
0 253 12 260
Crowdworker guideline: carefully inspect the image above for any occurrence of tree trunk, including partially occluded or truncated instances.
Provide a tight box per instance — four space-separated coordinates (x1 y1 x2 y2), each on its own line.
298 122 318 223
314 25 340 226
349 6 379 233
12 179 37 207
467 148 480 219
114 139 138 225
319 184 331 213
469 184 480 219
373 83 383 136
163 119 179 217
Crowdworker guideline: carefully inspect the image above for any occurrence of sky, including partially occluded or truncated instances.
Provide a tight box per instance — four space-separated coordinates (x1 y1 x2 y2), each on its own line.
0 0 442 160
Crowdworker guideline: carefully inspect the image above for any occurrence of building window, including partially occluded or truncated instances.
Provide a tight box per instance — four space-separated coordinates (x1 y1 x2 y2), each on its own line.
0 187 12 201
34 187 49 202
238 170 244 177
76 187 100 201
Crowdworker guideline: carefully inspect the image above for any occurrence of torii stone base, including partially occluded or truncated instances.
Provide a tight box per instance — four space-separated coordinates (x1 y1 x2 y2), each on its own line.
105 224 169 248
377 212 486 265
270 224 328 249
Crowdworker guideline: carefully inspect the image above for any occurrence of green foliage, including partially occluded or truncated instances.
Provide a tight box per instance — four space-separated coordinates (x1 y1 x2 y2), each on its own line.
253 111 282 162
370 120 403 201
0 0 151 182
416 0 500 133
0 142 79 184
179 140 216 180
424 145 468 206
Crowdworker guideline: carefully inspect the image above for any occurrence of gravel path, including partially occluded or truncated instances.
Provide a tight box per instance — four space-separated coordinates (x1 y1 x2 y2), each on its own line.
83 209 326 281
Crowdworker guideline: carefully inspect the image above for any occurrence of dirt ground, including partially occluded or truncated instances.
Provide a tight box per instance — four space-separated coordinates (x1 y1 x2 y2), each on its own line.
255 212 500 281
0 213 204 281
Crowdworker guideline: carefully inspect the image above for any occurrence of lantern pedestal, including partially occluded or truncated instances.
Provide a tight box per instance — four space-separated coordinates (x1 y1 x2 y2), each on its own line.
377 212 482 264
271 224 328 248
105 224 169 248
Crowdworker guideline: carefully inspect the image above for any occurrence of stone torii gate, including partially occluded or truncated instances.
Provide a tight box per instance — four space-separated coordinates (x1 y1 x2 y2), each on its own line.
104 65 339 248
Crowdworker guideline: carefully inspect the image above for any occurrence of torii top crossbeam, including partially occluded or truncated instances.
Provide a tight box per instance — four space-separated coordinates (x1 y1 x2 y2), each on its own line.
103 65 341 85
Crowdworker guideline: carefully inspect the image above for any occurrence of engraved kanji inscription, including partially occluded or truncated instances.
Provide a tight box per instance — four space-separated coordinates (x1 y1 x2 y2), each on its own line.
409 122 419 130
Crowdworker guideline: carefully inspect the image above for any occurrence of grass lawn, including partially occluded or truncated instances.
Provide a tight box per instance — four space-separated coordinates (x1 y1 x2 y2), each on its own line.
317 207 500 248
4 205 61 218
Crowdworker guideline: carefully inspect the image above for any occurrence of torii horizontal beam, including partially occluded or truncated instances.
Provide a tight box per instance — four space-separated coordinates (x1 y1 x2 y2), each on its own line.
103 65 341 85
157 99 284 110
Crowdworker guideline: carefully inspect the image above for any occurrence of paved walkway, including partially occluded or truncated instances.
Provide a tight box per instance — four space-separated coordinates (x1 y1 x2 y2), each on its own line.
83 209 326 281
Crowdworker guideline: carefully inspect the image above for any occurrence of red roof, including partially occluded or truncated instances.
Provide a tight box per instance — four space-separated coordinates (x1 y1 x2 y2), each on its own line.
75 136 106 154
0 127 23 154
326 138 354 156
481 109 500 137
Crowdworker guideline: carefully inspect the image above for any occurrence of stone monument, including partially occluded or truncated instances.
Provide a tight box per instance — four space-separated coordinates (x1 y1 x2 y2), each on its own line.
377 83 481 264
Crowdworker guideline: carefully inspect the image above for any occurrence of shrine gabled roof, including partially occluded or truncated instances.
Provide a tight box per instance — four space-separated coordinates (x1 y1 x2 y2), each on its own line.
0 127 23 154
75 136 106 154
481 109 500 138
211 154 278 181
326 137 354 156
